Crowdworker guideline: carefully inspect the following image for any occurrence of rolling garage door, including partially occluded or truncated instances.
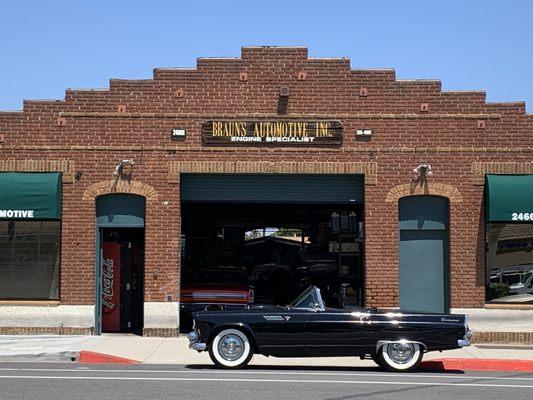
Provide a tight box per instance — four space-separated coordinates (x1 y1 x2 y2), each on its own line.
180 174 364 204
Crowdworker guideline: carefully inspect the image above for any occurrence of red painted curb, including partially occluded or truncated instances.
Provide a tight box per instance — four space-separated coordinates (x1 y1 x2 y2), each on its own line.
78 351 139 365
422 358 533 372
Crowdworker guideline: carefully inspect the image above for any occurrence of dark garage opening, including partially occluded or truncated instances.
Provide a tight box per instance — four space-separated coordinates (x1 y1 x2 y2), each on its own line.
179 174 365 332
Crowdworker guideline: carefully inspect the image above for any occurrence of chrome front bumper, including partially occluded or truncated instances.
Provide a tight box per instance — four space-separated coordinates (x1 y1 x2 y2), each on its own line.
187 330 207 352
458 328 473 347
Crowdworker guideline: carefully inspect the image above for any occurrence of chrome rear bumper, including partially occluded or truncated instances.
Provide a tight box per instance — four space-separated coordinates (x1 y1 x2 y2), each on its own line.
458 328 473 347
187 330 207 352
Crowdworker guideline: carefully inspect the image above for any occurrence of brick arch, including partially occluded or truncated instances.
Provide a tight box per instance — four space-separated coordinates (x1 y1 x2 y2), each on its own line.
82 179 158 201
385 182 462 203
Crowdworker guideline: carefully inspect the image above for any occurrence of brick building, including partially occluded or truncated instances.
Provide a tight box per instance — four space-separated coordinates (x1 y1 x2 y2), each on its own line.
1 46 532 337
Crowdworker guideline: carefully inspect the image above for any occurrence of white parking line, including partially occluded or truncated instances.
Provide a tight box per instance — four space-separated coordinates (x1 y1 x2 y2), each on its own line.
0 367 532 381
1 375 533 388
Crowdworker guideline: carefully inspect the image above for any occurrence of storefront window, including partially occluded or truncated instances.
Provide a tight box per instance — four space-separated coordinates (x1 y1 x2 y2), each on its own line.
0 221 60 300
486 223 533 304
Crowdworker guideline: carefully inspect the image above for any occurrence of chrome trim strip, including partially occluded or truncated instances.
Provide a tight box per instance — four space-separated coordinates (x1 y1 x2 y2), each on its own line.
376 339 427 353
368 319 465 326
316 287 326 312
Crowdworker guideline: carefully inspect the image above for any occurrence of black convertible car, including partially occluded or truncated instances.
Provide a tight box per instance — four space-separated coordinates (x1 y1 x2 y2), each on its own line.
187 286 472 372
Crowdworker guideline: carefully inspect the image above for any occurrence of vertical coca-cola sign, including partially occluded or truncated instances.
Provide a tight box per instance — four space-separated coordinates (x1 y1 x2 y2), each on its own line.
102 242 121 332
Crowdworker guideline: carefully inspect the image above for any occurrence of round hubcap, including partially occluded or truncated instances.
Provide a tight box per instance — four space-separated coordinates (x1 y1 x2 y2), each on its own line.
387 343 415 364
218 334 244 361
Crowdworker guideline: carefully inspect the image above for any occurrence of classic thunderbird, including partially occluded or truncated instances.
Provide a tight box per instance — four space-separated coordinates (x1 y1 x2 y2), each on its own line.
187 286 473 372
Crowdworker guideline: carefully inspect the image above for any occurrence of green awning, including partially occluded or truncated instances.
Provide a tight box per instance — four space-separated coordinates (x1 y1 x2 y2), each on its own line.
0 172 62 220
485 174 533 222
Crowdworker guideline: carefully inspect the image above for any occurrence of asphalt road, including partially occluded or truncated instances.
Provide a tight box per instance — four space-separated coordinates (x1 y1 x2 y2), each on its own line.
1 362 533 400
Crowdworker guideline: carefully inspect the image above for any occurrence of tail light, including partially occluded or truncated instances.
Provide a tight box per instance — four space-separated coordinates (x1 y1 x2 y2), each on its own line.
249 288 255 304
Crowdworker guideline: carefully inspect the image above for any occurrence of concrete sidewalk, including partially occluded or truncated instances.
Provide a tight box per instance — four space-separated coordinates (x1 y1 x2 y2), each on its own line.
2 334 533 367
0 335 99 363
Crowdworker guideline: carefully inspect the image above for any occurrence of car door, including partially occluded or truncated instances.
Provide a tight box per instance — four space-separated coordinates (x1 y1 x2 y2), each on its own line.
250 308 307 357
304 308 375 356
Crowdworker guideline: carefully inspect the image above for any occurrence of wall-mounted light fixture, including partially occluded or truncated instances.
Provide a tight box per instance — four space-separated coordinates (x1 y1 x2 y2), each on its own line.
413 164 433 178
113 159 134 178
412 164 433 189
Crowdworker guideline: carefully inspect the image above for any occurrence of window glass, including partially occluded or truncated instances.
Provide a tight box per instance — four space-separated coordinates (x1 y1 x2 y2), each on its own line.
486 223 533 304
0 221 60 300
291 286 320 309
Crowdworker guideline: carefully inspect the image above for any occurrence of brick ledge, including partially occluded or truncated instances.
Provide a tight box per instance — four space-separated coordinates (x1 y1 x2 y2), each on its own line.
60 112 502 120
484 303 533 310
0 327 93 335
1 327 531 344
474 332 533 345
142 328 179 337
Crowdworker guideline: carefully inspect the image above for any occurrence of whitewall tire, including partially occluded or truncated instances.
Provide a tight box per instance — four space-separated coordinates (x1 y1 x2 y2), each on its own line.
378 342 423 372
209 328 253 368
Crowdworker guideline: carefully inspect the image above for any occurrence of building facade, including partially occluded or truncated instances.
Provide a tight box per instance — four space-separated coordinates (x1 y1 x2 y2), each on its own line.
1 47 532 337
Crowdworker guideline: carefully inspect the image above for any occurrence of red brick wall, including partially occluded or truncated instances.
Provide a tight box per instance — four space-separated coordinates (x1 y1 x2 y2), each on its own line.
1 46 532 308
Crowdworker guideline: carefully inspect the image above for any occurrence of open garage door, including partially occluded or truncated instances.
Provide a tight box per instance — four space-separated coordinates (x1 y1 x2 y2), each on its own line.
179 174 365 332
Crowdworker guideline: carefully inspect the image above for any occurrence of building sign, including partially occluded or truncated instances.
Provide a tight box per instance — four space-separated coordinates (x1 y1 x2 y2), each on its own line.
102 242 121 332
170 128 186 140
202 120 342 147
0 172 61 220
0 210 34 218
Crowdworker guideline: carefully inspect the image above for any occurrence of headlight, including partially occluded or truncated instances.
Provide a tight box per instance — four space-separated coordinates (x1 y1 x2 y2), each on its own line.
187 331 199 343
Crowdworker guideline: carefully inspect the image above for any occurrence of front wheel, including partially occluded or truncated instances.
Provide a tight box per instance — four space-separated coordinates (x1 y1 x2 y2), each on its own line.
209 328 253 368
377 342 423 372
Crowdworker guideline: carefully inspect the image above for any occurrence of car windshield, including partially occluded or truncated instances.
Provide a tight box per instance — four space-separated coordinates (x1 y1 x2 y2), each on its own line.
290 286 325 310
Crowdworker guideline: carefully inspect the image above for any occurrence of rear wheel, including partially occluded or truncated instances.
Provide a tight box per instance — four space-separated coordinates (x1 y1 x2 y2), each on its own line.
209 328 253 369
377 342 423 372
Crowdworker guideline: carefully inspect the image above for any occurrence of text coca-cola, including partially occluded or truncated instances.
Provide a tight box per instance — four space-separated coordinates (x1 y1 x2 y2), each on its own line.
102 257 116 313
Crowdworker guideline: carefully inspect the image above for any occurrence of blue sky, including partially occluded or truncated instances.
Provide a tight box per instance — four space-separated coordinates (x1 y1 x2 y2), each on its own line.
1 1 532 111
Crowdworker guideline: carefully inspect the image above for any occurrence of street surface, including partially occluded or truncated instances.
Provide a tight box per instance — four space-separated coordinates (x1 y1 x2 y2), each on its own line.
1 363 533 400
